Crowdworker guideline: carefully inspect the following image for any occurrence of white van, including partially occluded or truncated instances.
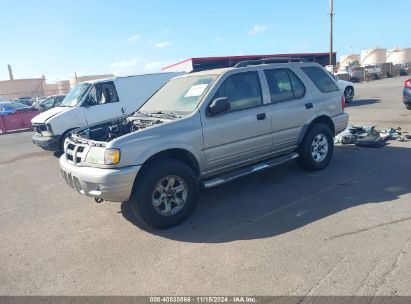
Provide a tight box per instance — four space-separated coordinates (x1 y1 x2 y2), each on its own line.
31 72 182 151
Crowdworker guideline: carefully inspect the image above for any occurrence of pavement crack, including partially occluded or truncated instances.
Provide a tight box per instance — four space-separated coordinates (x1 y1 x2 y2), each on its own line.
303 254 350 297
325 216 411 241
375 237 411 295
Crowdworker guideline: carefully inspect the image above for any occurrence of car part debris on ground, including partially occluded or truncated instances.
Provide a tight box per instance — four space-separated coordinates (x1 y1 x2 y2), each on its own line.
334 125 407 148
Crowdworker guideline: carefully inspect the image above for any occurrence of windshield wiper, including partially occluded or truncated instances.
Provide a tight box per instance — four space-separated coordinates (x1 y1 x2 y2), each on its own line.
147 111 182 119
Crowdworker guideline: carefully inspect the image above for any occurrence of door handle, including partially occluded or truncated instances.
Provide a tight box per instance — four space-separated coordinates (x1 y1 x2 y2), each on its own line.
305 103 313 109
256 113 266 120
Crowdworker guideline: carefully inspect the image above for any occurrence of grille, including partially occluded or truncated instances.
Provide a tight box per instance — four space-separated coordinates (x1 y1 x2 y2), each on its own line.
65 141 87 165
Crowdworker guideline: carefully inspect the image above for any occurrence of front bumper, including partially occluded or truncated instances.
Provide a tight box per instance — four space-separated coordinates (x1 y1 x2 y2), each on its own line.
332 112 349 135
59 155 141 202
32 134 61 151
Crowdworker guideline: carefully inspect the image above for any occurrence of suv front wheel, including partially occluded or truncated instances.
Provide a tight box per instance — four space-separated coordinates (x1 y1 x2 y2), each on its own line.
129 159 199 229
296 123 334 171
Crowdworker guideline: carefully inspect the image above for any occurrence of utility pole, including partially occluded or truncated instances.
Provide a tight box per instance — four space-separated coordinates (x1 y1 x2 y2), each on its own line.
329 0 334 66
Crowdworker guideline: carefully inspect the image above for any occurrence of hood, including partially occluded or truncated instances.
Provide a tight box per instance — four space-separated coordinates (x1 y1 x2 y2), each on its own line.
31 106 70 124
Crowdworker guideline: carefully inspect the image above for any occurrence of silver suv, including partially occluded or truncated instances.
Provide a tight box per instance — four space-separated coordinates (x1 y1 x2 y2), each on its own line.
60 59 349 228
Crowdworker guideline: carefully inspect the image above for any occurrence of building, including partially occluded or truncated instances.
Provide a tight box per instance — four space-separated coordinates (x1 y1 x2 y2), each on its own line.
0 71 113 101
162 52 337 73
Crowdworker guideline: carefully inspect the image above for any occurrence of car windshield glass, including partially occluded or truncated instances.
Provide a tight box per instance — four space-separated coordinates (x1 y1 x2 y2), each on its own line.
139 74 218 114
61 83 90 107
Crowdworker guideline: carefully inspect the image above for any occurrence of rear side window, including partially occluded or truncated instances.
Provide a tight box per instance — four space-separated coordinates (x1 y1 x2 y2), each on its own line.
301 66 339 93
264 68 306 103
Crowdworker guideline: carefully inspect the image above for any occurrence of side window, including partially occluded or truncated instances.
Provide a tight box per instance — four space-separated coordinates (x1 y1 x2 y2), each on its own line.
288 71 306 98
213 72 263 112
264 69 306 103
87 82 119 106
301 66 339 93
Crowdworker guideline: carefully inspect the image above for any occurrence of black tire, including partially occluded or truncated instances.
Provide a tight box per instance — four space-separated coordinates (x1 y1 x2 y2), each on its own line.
296 123 334 171
406 105 411 110
59 130 73 152
129 158 199 229
344 87 354 103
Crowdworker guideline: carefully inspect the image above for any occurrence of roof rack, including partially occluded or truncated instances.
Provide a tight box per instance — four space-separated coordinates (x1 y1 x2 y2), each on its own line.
234 57 308 68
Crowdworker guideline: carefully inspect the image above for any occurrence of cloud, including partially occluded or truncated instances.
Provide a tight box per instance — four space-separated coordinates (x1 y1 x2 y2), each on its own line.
213 37 223 43
110 57 140 69
248 24 268 35
127 34 140 43
153 41 171 49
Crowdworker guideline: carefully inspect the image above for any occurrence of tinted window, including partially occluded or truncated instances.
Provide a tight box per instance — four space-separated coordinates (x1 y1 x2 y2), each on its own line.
88 82 119 106
289 70 306 98
301 66 339 93
213 72 262 111
264 69 306 103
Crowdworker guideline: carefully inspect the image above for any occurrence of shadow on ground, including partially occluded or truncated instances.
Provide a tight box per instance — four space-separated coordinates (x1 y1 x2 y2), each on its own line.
347 98 380 107
121 144 411 243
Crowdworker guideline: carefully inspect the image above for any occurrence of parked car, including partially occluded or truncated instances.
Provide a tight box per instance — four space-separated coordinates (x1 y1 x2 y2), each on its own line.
403 78 411 110
330 73 355 103
60 60 349 229
0 102 40 132
364 65 382 79
31 72 183 151
398 63 411 76
34 95 66 112
0 102 34 114
350 67 365 82
13 97 34 106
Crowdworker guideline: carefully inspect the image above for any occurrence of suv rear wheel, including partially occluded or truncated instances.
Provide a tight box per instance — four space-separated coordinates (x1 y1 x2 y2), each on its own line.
129 159 199 229
296 123 334 171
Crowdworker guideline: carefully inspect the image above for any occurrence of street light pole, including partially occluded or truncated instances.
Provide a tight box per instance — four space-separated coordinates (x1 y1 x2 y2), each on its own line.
329 0 334 66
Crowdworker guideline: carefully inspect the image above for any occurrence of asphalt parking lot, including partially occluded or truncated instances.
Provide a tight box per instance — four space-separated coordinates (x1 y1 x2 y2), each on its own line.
1 76 411 296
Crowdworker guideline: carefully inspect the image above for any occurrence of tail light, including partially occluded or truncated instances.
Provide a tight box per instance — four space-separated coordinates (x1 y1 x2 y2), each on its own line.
341 95 346 111
405 79 411 89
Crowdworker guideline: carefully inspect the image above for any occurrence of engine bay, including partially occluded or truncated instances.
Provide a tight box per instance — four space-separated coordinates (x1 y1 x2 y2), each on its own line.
73 115 167 143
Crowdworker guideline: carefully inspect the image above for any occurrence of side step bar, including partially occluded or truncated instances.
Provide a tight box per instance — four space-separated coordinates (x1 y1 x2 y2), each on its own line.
201 153 299 189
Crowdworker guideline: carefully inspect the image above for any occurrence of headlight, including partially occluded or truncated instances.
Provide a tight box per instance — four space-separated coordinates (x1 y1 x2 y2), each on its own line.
85 147 120 165
41 124 53 137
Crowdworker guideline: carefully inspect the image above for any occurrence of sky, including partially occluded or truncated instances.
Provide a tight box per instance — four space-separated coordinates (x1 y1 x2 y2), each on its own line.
0 0 408 82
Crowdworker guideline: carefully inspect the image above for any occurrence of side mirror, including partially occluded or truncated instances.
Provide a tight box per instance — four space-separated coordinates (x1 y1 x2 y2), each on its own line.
208 97 230 116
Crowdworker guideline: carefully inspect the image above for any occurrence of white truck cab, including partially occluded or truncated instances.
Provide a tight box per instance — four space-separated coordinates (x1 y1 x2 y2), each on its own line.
31 72 182 151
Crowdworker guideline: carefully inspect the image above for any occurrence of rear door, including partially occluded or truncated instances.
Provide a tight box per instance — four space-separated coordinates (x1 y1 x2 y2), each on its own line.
81 81 124 125
201 71 272 173
262 67 314 152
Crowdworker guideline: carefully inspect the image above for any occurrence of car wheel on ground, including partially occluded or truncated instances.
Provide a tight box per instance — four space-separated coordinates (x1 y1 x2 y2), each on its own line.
406 105 411 110
344 87 354 103
296 123 334 171
129 159 199 229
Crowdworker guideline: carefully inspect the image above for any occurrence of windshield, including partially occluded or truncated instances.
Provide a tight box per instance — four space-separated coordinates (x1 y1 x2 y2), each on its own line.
61 83 90 107
139 74 218 114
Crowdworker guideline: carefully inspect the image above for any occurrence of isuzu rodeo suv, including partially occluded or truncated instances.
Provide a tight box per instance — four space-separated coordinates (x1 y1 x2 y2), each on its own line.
59 58 349 228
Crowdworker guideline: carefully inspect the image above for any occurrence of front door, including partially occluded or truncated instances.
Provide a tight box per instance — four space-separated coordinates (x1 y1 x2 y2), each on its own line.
82 81 124 125
202 71 272 173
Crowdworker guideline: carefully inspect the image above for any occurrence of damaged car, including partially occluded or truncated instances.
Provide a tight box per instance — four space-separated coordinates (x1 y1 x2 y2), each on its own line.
60 59 349 229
